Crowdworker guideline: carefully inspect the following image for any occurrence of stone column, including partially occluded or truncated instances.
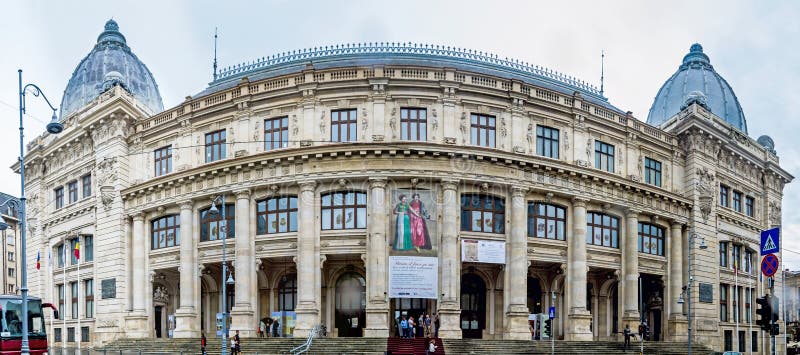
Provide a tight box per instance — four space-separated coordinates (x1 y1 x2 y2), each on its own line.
174 200 199 337
231 189 255 336
438 178 461 338
294 180 318 337
669 222 685 316
505 187 530 339
124 212 148 337
622 209 641 326
365 178 389 337
566 197 592 340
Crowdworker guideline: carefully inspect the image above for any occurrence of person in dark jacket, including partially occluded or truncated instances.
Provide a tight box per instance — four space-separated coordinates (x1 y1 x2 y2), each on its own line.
201 332 207 355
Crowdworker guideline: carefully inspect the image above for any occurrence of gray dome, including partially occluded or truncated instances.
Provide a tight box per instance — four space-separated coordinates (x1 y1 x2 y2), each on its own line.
60 19 163 119
647 44 747 133
757 135 776 154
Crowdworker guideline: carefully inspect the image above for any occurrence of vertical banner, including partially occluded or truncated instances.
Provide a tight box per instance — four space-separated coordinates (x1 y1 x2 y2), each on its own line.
388 188 439 299
389 256 439 299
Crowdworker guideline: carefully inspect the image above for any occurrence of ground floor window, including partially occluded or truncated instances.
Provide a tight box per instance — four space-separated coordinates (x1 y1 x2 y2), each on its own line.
738 330 745 352
752 331 758 352
82 326 90 342
54 327 62 342
724 329 732 351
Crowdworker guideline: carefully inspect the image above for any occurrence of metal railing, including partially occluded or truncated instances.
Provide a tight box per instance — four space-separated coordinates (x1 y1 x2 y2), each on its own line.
214 42 601 96
287 324 323 355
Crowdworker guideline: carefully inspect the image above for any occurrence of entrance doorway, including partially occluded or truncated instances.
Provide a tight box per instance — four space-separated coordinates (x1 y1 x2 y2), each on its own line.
335 272 366 337
155 306 163 338
391 298 431 337
460 273 486 339
641 274 664 341
527 277 542 314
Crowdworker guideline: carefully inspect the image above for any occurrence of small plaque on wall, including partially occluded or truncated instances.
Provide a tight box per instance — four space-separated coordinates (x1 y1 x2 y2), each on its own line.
699 283 713 303
101 278 116 299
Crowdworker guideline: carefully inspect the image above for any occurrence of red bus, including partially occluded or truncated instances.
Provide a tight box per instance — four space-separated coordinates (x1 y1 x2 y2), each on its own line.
0 294 58 355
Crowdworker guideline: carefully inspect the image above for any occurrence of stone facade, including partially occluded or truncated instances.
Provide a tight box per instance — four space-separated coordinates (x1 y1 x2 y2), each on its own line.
19 40 792 354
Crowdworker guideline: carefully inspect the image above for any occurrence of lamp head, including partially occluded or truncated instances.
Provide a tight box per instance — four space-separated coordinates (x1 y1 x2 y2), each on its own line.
46 111 63 134
208 199 219 217
677 294 684 304
226 272 235 285
699 238 708 250
0 215 8 231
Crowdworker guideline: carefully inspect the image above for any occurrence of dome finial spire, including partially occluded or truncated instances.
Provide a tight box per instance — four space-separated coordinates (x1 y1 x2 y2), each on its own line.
682 42 710 65
97 19 126 45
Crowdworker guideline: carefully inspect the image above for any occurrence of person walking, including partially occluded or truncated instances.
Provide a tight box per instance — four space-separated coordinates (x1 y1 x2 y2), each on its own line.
409 316 416 338
400 316 409 338
623 324 632 351
200 332 207 355
433 313 440 338
272 319 280 337
234 330 241 355
427 338 438 355
259 319 266 338
424 314 432 338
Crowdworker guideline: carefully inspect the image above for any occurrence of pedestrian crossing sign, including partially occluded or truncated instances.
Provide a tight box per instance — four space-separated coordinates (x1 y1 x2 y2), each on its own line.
760 227 780 256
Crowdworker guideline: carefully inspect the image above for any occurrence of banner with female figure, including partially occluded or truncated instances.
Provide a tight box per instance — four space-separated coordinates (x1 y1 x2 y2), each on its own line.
391 189 437 256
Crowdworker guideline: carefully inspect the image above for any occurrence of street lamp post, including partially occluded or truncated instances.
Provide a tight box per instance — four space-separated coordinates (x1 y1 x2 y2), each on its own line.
1 69 65 355
677 231 707 355
208 195 235 355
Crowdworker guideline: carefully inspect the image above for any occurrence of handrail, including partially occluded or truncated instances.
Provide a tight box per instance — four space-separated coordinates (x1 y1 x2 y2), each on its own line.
214 42 602 96
288 324 322 355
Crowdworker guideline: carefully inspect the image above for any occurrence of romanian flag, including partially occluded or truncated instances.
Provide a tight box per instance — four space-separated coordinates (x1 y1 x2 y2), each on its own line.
36 251 41 270
74 241 80 260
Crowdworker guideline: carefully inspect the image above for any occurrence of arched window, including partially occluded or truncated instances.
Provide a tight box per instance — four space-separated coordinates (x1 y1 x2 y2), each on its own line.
257 196 298 234
586 212 619 248
460 194 505 233
321 191 367 230
527 202 566 240
151 215 180 249
278 274 297 311
200 204 235 241
638 222 665 256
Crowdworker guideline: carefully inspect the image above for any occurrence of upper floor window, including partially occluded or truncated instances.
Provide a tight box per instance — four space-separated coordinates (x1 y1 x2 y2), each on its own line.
257 196 298 234
331 109 357 143
536 126 560 159
594 141 615 173
401 108 427 141
82 174 92 198
70 281 78 319
54 187 64 209
744 250 753 273
321 191 367 230
460 194 505 234
745 197 755 217
720 185 730 207
265 116 289 150
205 130 226 163
732 191 743 213
719 242 728 267
527 202 566 240
69 238 79 265
68 181 78 204
154 146 172 176
638 222 664 256
84 235 94 262
200 204 235 241
57 284 65 320
85 279 94 319
732 244 742 270
644 158 662 187
720 284 728 322
151 215 180 249
470 113 496 148
586 212 619 248
57 244 65 268
7 252 13 262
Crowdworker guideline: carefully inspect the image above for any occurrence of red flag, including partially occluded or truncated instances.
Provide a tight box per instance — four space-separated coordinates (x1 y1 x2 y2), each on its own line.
74 241 80 260
36 251 41 270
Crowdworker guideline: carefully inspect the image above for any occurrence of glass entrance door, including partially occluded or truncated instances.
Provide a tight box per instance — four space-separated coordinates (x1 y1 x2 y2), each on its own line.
391 298 428 337
460 273 486 339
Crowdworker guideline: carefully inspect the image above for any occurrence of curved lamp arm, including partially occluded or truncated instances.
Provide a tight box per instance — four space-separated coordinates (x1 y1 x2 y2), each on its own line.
22 83 59 114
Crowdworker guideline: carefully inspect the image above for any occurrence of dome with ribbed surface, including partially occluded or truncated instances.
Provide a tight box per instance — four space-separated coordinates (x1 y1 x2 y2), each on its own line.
647 43 747 133
60 19 163 119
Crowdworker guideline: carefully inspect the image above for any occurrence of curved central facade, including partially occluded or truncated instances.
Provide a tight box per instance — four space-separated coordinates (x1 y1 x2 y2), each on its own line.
20 23 791 353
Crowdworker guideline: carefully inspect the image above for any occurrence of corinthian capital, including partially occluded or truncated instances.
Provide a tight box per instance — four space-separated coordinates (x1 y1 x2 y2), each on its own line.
440 178 459 191
297 180 317 192
511 186 529 198
368 178 388 189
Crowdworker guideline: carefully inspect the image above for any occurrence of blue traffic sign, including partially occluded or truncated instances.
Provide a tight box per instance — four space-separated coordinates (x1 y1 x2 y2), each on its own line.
548 306 555 319
761 227 780 256
762 253 779 277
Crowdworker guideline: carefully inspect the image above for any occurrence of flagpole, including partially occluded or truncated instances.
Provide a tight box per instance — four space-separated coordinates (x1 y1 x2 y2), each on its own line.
749 269 753 355
63 235 67 353
77 237 80 355
735 261 739 350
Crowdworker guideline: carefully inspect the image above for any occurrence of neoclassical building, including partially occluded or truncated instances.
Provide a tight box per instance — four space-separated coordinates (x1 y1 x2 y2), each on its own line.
19 20 791 353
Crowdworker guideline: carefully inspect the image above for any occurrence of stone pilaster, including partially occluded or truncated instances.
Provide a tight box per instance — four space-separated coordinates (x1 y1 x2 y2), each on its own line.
566 197 592 340
438 178 461 339
124 212 148 337
667 222 688 340
294 180 318 337
505 186 530 339
174 200 199 337
622 209 641 326
364 178 389 337
231 189 255 336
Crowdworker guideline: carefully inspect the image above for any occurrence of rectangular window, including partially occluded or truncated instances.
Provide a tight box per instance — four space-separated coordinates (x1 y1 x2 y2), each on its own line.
470 113 496 148
720 185 730 207
84 235 93 262
67 327 75 343
6 284 12 293
151 215 180 249
85 279 94 319
331 109 357 143
70 238 79 265
644 158 662 187
744 250 752 273
71 281 78 319
154 146 173 176
738 331 746 352
205 130 226 162
745 288 751 323
586 212 620 248
57 284 64 320
536 126 560 159
638 222 665 256
264 116 289 150
82 174 92 198
460 194 506 234
745 196 754 217
257 196 299 234
54 328 62 342
57 244 65 268
720 242 728 268
68 181 78 203
732 245 741 270
7 252 12 261
81 326 90 342
7 268 14 277
752 330 758 352
527 203 566 240
400 108 427 141
321 191 367 230
55 187 64 209
200 204 235 241
720 284 728 322
594 141 615 173
732 191 742 212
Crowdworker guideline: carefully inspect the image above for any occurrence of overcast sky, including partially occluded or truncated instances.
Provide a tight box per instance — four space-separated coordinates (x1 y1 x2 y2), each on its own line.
1 1 798 268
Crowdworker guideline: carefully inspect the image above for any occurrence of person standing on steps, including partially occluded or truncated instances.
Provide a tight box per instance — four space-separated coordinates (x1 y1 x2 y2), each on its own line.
623 324 632 351
232 330 241 355
200 332 207 355
400 316 409 338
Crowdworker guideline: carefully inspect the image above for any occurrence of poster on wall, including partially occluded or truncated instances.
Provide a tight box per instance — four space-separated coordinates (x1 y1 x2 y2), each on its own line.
390 189 437 257
271 311 296 337
461 239 506 264
388 256 439 299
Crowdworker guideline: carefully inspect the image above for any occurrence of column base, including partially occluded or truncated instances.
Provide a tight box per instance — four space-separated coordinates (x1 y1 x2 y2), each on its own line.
173 307 200 338
124 312 149 338
666 315 688 341
622 311 641 328
504 308 531 340
363 303 390 337
566 309 592 341
294 302 320 337
230 305 256 337
437 306 462 339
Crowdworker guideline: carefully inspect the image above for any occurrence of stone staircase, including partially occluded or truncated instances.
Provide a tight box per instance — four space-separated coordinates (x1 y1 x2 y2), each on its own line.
386 337 444 355
97 337 714 355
